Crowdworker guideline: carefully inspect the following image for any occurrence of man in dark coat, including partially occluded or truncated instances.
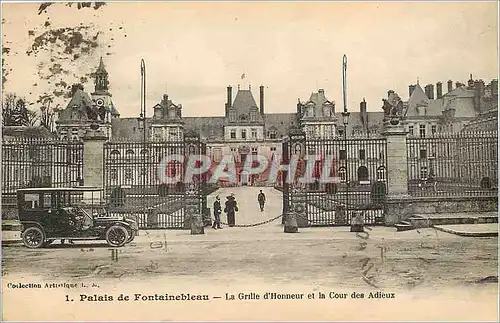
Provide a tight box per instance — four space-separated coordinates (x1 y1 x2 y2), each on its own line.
224 193 238 227
212 195 222 229
257 190 266 212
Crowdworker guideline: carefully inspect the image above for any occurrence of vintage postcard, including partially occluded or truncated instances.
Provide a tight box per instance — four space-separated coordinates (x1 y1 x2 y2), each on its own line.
1 1 498 321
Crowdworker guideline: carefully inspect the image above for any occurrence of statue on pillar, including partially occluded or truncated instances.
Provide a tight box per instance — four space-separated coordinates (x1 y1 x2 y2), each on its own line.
382 90 404 125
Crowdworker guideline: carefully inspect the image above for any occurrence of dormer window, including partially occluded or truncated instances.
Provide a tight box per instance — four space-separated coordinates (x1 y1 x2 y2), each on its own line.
229 110 236 122
323 104 332 117
250 109 257 121
239 114 249 122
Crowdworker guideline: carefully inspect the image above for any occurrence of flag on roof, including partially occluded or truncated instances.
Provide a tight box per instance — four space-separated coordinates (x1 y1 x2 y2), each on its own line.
241 73 246 80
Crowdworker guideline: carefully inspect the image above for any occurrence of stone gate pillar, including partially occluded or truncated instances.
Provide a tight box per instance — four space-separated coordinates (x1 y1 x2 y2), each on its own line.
184 131 204 234
82 128 108 203
382 119 411 225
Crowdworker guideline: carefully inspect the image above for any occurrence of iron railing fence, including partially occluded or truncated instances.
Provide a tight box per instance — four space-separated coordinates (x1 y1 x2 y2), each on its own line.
283 135 388 226
406 131 498 197
104 140 187 228
1 138 84 195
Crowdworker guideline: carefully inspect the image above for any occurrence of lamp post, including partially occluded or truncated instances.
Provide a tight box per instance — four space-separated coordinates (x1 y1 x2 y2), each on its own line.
137 59 147 223
137 59 147 143
341 54 353 228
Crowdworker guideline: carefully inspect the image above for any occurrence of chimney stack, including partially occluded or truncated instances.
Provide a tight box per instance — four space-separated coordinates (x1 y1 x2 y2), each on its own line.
259 85 264 115
424 84 434 99
360 98 367 126
227 86 232 107
409 84 416 97
226 85 232 116
447 80 453 93
456 82 464 88
436 82 443 99
467 74 475 89
474 79 485 113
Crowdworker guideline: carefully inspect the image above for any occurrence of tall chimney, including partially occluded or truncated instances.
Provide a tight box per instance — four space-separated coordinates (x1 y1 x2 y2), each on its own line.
409 84 416 97
447 80 453 93
259 85 264 115
424 84 434 99
227 86 232 107
436 82 443 99
360 98 367 126
474 79 485 112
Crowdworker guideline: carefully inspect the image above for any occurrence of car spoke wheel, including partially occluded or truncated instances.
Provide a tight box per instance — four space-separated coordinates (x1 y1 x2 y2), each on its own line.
105 225 129 247
22 227 45 249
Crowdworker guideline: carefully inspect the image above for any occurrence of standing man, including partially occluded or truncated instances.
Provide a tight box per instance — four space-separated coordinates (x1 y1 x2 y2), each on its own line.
224 193 238 227
257 190 266 212
212 195 222 229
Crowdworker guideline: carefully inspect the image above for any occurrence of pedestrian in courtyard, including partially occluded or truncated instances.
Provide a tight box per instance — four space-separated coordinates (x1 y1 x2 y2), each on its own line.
224 193 238 227
212 195 222 229
258 190 266 212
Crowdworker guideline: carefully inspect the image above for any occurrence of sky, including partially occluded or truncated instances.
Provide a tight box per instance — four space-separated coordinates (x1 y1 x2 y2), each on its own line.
2 1 498 118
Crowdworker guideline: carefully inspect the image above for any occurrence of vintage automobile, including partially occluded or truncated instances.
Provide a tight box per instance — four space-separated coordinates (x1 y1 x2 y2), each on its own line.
17 187 139 249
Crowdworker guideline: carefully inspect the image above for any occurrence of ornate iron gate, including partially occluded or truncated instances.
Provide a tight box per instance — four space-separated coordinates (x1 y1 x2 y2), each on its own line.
103 132 207 229
282 129 388 226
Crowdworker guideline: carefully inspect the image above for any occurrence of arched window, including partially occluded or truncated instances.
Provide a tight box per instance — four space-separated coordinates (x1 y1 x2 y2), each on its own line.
110 149 120 158
125 149 135 159
357 166 369 182
376 166 386 181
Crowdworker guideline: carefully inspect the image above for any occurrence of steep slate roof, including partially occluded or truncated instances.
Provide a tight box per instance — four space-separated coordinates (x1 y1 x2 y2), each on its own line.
111 118 153 141
263 113 298 138
57 89 93 121
406 84 430 116
184 117 225 141
229 89 264 123
232 89 258 111
304 90 335 118
345 112 385 136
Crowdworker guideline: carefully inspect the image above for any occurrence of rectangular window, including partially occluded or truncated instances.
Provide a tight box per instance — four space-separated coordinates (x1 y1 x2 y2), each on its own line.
419 124 426 138
251 129 257 138
420 166 428 180
431 125 437 134
270 147 277 152
359 149 366 160
420 149 427 159
339 150 347 160
230 130 236 139
241 130 247 139
408 125 414 136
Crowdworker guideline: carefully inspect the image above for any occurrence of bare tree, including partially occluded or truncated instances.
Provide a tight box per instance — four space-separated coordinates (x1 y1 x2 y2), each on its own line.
40 98 56 132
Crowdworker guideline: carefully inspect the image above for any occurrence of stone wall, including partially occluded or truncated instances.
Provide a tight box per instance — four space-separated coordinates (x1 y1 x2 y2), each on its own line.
385 195 498 225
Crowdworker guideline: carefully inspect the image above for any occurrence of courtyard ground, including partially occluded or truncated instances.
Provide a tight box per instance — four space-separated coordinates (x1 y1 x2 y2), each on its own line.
2 187 498 321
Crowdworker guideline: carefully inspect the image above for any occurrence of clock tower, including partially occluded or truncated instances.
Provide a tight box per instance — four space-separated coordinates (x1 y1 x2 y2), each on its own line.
91 57 119 125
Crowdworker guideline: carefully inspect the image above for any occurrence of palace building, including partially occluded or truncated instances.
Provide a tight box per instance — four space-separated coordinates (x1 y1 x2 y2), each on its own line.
53 59 498 187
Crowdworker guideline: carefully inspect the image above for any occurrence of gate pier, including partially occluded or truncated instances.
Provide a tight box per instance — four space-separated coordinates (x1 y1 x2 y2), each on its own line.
382 120 410 225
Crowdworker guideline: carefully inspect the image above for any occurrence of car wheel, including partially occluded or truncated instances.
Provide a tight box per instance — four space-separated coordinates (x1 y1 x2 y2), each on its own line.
126 230 136 243
22 227 45 249
42 239 55 247
105 225 129 247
